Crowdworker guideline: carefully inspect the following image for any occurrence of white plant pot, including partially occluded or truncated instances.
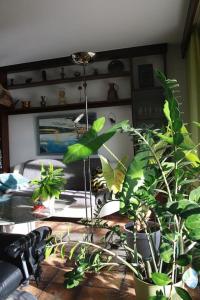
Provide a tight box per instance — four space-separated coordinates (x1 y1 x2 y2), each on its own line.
125 221 161 260
134 275 182 300
42 196 55 214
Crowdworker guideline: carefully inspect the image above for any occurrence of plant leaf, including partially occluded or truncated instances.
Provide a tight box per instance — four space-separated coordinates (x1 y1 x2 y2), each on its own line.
189 186 200 202
176 254 192 267
185 214 200 230
151 272 171 286
175 287 192 300
160 243 173 263
63 119 129 164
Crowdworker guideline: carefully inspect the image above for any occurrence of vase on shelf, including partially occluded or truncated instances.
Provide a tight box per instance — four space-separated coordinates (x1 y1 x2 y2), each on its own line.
58 88 66 105
107 83 119 101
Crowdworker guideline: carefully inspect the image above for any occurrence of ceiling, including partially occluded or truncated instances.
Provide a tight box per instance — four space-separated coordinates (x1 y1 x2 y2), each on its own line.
0 0 189 67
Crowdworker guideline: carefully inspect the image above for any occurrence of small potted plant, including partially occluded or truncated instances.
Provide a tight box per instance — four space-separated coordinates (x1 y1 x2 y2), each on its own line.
31 163 65 213
47 71 200 299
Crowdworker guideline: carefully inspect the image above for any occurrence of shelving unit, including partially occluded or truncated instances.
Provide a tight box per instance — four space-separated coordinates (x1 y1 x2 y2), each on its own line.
8 99 132 115
0 43 167 172
7 71 130 90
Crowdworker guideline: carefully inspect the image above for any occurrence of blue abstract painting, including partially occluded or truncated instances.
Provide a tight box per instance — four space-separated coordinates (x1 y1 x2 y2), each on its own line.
37 113 96 155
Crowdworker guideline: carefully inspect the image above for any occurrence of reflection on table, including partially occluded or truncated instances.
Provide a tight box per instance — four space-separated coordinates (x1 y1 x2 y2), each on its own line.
0 194 49 225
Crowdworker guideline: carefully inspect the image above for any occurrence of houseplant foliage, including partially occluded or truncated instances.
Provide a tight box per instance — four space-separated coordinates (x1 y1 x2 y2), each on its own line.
31 163 65 203
58 71 200 299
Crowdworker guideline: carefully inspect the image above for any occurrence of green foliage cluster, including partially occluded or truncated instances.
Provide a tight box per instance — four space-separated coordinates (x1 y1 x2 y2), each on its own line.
48 71 200 300
31 163 66 201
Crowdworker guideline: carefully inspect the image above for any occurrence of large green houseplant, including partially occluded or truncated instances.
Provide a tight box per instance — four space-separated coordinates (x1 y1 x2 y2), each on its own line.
48 71 200 299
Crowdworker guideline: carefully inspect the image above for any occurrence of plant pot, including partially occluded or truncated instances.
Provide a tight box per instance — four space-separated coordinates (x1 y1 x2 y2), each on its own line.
42 196 55 214
124 221 160 260
134 275 182 300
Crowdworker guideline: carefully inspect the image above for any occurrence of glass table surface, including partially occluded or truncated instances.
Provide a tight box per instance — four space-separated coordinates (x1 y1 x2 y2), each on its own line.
0 194 49 225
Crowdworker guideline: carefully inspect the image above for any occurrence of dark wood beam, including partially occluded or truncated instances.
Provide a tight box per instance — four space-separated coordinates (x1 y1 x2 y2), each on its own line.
181 0 200 57
0 43 167 74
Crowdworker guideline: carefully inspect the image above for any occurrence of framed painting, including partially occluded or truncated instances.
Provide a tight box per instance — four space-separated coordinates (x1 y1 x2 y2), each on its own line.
36 112 96 155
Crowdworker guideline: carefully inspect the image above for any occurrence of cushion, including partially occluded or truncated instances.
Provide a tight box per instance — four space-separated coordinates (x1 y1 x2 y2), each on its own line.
0 173 29 192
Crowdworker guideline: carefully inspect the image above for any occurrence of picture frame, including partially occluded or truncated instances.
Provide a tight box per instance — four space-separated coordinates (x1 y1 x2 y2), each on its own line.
36 112 96 155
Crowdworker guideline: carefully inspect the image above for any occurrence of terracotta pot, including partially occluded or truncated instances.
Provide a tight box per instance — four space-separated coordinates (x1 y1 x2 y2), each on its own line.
134 275 182 300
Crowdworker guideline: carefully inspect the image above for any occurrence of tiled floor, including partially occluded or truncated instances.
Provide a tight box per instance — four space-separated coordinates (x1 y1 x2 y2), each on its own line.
20 214 136 300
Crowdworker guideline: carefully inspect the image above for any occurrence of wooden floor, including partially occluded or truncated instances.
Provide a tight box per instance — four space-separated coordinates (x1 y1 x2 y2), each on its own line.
20 215 136 300
19 215 200 300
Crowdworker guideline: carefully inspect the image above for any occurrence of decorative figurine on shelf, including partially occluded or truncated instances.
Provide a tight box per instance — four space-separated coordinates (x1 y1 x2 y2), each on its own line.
25 78 32 84
78 85 83 102
58 88 66 105
107 82 119 101
108 60 124 73
42 70 47 81
21 100 31 109
60 67 65 79
93 68 99 75
74 71 81 78
40 96 47 107
10 78 14 86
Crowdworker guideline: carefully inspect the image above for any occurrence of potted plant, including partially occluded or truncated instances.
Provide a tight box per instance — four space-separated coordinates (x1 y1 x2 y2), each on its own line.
31 163 65 213
47 71 200 299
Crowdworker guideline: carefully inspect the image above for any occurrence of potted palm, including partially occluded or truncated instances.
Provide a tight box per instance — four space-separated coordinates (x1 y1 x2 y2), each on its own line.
31 163 65 213
47 71 200 299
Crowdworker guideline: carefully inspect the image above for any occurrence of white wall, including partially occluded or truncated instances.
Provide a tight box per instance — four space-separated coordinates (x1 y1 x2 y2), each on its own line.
9 106 133 167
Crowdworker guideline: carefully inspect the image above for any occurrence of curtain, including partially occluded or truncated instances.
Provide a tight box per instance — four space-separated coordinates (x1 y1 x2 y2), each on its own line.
186 28 200 144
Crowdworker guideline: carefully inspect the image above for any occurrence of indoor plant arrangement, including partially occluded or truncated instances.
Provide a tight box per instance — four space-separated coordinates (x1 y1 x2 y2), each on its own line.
31 163 65 213
47 71 200 300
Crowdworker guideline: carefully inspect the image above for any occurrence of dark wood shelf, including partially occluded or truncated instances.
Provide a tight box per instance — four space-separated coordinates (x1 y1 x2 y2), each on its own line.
7 71 130 90
8 99 132 115
134 86 163 92
136 115 164 121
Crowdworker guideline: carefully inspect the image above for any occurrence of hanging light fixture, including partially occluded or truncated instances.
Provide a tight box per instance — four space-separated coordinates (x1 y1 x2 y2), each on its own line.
71 51 96 221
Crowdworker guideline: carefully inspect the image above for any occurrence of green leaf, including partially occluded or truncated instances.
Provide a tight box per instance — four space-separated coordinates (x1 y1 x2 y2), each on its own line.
188 228 200 241
45 246 54 259
175 287 192 300
92 117 106 132
189 186 200 202
69 243 79 259
151 273 171 286
181 207 200 219
160 243 173 263
63 119 129 164
61 244 66 259
148 296 168 300
168 200 198 215
176 254 192 267
192 248 200 271
100 155 126 194
185 214 200 230
120 147 149 211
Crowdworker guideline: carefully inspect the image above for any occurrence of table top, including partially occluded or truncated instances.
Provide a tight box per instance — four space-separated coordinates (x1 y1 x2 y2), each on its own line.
0 194 50 225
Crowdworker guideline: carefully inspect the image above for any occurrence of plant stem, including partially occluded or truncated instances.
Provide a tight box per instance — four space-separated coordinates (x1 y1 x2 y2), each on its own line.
169 240 177 298
144 228 158 273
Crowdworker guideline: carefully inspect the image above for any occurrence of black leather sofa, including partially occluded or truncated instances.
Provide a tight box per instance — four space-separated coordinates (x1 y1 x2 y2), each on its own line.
0 226 52 299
